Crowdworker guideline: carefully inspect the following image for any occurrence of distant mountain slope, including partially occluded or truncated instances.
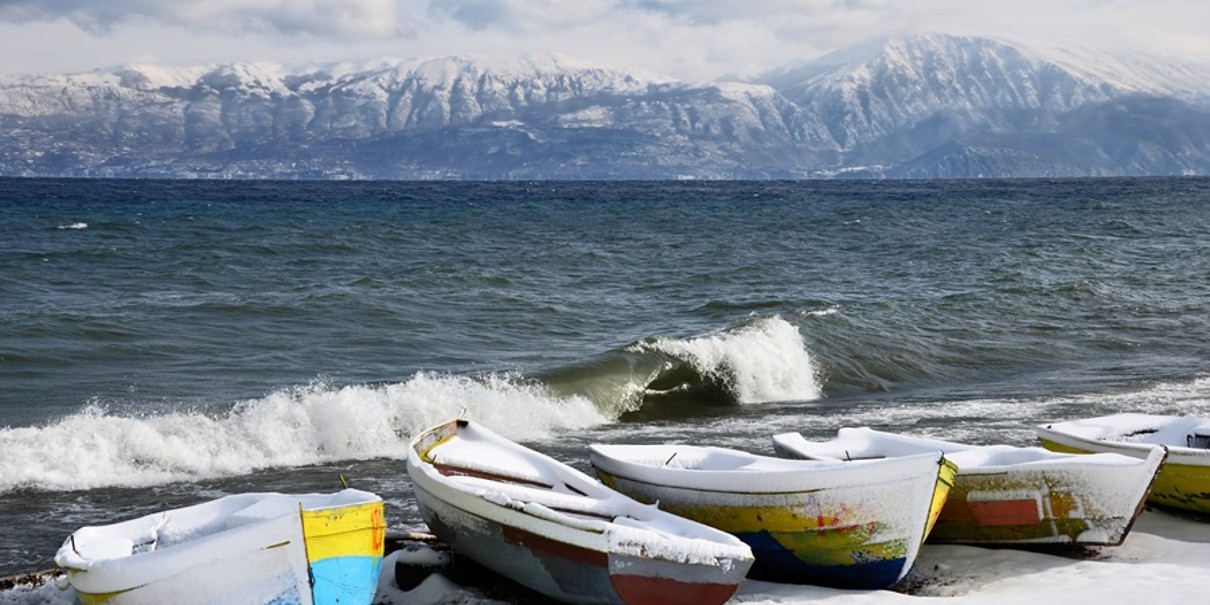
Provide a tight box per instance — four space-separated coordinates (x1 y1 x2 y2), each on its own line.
754 35 1115 151
0 54 834 178
2 36 1208 179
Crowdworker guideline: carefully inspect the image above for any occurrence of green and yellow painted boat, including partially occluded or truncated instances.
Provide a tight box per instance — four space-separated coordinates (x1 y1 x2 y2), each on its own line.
588 442 955 589
1039 413 1210 514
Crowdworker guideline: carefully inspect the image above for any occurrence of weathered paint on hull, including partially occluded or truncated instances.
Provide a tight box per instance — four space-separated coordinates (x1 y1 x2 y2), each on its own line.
734 530 907 588
596 462 952 590
302 500 387 605
928 460 958 538
1041 438 1210 515
413 482 745 605
930 470 1139 544
1146 461 1210 514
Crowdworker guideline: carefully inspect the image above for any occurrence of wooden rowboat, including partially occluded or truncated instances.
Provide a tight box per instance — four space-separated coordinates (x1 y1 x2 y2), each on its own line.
1039 413 1210 514
774 428 1165 546
588 441 954 589
55 489 386 605
406 419 754 605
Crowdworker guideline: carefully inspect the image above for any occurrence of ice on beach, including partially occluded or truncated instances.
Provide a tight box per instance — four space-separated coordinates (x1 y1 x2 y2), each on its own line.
3 509 1209 604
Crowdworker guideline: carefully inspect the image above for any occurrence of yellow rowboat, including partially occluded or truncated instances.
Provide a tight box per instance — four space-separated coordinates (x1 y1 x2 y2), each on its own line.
1039 413 1210 514
407 419 754 605
775 428 1165 546
55 489 386 605
588 442 954 589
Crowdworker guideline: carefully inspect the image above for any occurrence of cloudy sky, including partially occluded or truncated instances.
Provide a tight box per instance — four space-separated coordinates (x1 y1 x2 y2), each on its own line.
0 0 1206 80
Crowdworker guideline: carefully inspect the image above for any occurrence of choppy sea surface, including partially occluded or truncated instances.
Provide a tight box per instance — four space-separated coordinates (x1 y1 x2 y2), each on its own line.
2 177 1209 577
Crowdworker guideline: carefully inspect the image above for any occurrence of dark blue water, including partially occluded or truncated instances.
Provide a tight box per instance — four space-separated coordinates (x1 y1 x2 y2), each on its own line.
2 177 1210 575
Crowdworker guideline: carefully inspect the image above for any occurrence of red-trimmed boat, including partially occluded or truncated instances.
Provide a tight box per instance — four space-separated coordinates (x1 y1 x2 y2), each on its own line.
775 427 1166 546
406 419 754 605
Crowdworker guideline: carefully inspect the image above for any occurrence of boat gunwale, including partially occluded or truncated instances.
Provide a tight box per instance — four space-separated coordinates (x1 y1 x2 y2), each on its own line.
406 419 755 565
776 428 1166 474
1039 423 1203 463
588 443 947 495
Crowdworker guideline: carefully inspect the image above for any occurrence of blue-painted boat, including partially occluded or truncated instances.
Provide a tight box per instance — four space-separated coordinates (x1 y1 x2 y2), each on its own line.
55 489 386 605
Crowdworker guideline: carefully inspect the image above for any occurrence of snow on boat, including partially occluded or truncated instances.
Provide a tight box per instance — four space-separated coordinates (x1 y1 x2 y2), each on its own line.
55 489 386 605
774 427 1165 546
406 419 754 605
1039 413 1210 514
588 441 954 590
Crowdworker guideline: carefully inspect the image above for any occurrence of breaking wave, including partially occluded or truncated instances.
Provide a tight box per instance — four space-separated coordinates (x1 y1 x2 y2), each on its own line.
0 316 826 493
0 373 605 494
539 316 823 419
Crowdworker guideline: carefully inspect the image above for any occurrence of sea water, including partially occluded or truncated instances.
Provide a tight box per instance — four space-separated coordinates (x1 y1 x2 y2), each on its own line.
2 177 1209 576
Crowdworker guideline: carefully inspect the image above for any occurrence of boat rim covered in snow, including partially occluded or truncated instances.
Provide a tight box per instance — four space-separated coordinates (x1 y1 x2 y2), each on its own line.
1039 413 1210 515
406 418 754 605
774 427 1166 546
55 488 386 605
588 441 954 589
1038 413 1210 464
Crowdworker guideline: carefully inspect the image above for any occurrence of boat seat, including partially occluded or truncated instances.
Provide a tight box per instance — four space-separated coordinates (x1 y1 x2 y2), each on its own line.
1187 422 1210 448
445 474 620 522
225 498 299 530
76 537 135 562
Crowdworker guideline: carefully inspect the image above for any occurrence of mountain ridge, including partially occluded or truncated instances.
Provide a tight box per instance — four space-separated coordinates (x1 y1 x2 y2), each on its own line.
2 34 1208 179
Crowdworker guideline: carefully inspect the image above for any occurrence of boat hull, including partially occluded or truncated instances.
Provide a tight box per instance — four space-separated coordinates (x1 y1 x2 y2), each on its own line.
412 477 744 605
774 427 1165 546
928 455 1163 545
407 419 753 605
58 491 386 605
591 447 953 589
1039 414 1210 514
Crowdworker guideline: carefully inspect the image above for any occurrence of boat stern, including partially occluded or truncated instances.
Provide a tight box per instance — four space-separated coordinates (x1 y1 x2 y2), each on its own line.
302 498 387 605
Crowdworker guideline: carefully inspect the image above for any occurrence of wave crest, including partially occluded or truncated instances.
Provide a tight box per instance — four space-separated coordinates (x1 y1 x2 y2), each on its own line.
541 316 823 419
0 373 605 494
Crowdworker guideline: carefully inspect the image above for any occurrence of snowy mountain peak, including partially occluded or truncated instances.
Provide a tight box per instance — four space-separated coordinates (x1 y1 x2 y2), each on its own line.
753 33 1127 151
379 53 671 94
1 34 1208 179
762 33 1056 93
111 65 209 90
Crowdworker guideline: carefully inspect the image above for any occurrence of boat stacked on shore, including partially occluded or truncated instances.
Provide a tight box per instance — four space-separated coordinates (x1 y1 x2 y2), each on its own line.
49 412 1203 604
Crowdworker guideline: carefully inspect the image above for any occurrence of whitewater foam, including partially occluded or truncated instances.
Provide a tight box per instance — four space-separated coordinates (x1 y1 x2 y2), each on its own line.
0 373 606 494
639 316 822 405
764 375 1210 448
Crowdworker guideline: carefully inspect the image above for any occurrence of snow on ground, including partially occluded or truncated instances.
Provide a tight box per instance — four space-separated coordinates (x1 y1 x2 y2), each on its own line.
3 508 1207 604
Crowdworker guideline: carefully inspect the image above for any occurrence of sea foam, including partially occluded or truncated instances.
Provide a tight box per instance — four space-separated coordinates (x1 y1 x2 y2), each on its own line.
0 373 605 494
639 316 822 404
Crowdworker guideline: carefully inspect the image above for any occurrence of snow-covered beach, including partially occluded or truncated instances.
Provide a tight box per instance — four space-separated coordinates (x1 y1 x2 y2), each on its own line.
3 507 1205 604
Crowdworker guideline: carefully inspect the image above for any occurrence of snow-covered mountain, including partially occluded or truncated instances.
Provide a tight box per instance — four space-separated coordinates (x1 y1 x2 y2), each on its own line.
749 34 1210 176
2 35 1209 179
754 35 1115 150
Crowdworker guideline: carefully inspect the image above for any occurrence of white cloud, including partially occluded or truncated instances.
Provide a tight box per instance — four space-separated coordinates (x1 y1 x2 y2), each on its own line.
0 0 401 37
